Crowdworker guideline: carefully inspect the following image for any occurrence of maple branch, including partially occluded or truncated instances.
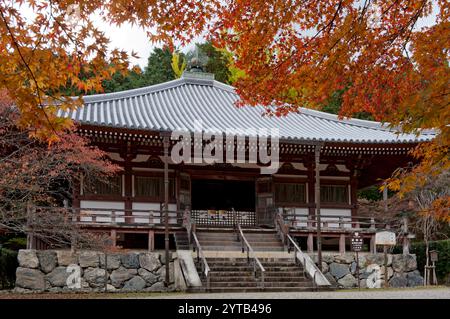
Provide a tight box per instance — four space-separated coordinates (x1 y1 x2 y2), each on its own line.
271 1 345 75
0 6 57 135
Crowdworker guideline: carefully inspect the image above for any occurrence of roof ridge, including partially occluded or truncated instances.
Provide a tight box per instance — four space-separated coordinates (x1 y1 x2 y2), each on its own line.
296 107 393 131
82 78 186 103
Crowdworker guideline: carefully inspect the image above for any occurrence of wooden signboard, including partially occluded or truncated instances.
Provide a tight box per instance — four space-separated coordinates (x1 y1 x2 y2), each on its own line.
351 232 363 252
375 231 396 246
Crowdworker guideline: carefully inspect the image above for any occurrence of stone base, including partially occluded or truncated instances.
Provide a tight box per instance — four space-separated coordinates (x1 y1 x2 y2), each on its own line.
311 252 423 289
14 249 179 293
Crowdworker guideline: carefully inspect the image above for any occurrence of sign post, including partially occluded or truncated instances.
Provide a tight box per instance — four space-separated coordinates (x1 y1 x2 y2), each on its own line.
351 232 363 290
375 231 396 288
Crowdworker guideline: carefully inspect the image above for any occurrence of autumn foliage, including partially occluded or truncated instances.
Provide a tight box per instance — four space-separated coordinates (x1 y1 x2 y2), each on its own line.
0 103 119 245
0 1 448 216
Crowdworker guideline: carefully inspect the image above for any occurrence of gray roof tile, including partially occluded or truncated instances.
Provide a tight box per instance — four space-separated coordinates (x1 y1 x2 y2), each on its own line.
59 73 435 144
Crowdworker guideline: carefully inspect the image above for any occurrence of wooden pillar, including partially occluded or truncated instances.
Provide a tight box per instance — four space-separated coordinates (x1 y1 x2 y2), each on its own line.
163 133 170 286
314 143 323 270
350 172 359 228
148 230 155 252
124 163 133 223
370 235 376 253
307 233 314 253
306 159 316 225
339 234 346 254
402 217 410 255
121 143 136 224
111 229 117 248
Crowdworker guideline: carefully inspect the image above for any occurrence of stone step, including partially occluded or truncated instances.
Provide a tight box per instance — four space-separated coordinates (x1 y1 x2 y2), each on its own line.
196 229 277 233
209 282 259 288
206 263 302 269
189 287 264 293
206 266 255 272
263 276 308 282
189 286 318 293
198 237 282 243
208 276 308 283
201 246 284 251
206 260 303 272
204 257 295 262
206 281 311 288
262 271 304 276
198 270 254 276
174 232 190 251
209 277 258 283
197 232 279 237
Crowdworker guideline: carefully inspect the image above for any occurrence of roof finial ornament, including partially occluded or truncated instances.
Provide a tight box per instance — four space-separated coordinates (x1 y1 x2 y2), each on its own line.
187 45 207 73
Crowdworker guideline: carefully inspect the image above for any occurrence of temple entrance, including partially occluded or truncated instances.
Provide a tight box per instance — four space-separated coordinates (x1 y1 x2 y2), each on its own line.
192 179 255 211
191 179 256 227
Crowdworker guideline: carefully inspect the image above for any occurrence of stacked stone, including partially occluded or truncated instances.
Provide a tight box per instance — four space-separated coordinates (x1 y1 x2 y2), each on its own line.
314 253 423 289
14 250 176 293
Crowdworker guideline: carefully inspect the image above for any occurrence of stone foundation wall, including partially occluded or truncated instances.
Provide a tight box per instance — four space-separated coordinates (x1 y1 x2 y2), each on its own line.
14 249 178 293
312 253 424 289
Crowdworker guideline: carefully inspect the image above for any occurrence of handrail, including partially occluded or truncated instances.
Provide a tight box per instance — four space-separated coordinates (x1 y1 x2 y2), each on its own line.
182 209 193 247
235 222 266 289
285 232 330 288
274 211 289 250
275 210 330 288
281 212 394 230
192 231 210 291
33 206 185 226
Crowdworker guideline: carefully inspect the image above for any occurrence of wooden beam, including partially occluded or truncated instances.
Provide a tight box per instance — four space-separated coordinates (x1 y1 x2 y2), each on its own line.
314 143 323 270
307 233 314 253
111 229 117 248
148 230 155 252
339 234 346 254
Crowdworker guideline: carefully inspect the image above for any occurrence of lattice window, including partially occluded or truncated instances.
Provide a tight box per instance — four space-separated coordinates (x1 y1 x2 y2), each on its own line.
274 183 306 204
84 175 122 196
135 176 160 197
134 176 175 198
320 184 348 203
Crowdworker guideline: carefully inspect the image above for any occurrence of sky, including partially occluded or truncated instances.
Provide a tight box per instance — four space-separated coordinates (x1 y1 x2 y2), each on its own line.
94 3 439 68
18 1 439 69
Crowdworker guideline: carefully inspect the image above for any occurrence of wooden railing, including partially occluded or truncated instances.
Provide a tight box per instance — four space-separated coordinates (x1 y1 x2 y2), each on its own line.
191 209 256 227
182 208 210 291
235 222 265 289
192 231 210 291
182 209 194 247
274 211 289 249
281 210 394 231
275 211 330 288
286 233 330 289
33 206 184 227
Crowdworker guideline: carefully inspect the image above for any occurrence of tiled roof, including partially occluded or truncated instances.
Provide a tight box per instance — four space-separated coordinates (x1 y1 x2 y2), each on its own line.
58 72 435 144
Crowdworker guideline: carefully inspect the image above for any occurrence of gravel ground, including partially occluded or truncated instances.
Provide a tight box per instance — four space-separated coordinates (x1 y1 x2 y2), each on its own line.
142 287 450 299
0 287 449 299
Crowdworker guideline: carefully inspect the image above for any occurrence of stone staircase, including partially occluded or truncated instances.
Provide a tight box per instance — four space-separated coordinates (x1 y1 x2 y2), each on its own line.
174 231 190 250
191 257 315 292
176 228 327 293
195 229 284 251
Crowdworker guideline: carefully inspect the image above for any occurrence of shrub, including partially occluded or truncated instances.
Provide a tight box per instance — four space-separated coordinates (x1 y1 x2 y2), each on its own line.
3 237 27 251
0 248 18 289
395 240 450 283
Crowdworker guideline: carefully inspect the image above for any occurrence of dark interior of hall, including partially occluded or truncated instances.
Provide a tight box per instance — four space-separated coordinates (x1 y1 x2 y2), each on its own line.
191 179 256 211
